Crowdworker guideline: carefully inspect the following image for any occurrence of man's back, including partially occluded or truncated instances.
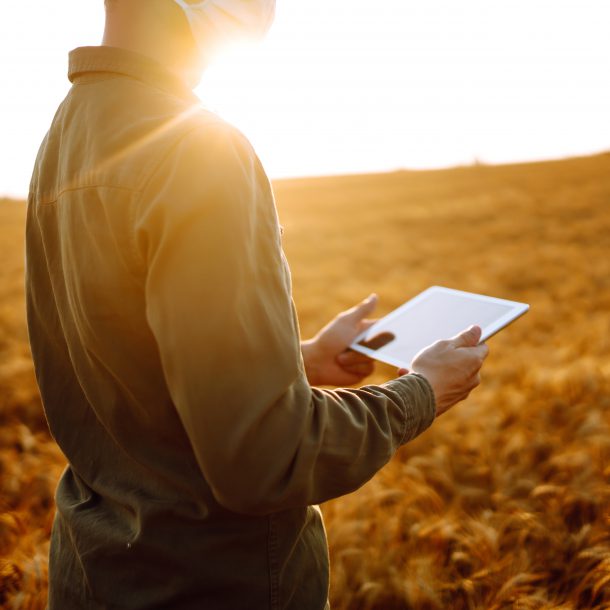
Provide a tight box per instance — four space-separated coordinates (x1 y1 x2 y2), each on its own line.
26 45 435 609
26 45 332 609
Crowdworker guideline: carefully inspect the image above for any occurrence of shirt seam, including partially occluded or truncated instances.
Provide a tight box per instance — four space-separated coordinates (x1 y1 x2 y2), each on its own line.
38 184 139 206
71 75 120 86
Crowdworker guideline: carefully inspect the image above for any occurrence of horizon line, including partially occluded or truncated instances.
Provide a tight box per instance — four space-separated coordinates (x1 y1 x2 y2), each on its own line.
2 148 609 201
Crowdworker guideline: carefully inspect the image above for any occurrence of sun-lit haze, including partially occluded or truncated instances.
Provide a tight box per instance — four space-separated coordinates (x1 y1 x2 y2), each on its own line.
1 0 609 198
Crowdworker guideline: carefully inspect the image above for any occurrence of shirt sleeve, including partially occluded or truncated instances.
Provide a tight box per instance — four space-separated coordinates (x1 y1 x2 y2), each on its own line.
134 121 436 515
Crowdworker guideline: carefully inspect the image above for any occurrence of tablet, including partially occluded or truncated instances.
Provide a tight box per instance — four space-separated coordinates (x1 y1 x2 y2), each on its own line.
350 286 529 369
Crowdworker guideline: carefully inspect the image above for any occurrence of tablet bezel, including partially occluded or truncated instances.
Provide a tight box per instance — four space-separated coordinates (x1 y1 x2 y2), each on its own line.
350 286 529 369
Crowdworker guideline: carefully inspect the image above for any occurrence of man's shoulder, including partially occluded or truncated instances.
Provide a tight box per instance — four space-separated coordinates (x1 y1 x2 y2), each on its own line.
128 96 257 192
132 101 269 223
170 106 253 157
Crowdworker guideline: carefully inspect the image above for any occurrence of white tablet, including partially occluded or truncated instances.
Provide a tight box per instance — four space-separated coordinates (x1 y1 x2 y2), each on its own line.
350 286 529 369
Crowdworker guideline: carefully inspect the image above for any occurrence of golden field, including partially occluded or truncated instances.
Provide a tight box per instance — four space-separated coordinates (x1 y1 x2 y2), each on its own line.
1 153 610 608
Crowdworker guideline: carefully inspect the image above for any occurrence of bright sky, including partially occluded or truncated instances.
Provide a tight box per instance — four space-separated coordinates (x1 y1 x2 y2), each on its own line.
1 1 609 198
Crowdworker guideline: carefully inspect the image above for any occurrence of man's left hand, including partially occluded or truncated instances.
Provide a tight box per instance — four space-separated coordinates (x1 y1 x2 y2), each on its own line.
301 294 393 387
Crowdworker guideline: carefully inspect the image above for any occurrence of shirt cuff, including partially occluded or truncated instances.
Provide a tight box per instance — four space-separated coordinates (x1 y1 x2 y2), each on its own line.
383 373 437 445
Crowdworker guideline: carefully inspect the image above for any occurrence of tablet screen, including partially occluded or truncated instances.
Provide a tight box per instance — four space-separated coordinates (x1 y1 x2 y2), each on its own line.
351 286 528 369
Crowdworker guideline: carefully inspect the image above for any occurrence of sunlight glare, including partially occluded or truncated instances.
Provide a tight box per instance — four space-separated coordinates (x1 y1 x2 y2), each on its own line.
197 0 610 179
0 0 609 196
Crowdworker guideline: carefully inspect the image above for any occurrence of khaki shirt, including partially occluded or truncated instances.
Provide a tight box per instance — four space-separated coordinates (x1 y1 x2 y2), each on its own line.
25 46 436 609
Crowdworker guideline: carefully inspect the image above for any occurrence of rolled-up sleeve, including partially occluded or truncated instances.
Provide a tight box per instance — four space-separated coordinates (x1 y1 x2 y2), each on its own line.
134 122 436 515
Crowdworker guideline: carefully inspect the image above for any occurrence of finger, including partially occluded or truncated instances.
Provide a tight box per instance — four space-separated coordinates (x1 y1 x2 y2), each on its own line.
336 350 374 366
451 325 482 348
341 362 375 378
342 294 378 323
360 331 395 350
467 344 489 369
359 319 378 333
398 368 410 376
466 372 481 391
476 342 490 360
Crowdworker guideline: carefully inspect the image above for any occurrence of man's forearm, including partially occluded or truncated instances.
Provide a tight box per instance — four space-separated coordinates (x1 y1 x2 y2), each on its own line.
204 371 436 515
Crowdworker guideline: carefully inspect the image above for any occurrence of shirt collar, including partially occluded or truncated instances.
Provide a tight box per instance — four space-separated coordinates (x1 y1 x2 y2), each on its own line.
68 46 197 102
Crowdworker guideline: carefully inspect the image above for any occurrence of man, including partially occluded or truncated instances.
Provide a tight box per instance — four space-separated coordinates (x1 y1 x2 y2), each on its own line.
25 1 488 608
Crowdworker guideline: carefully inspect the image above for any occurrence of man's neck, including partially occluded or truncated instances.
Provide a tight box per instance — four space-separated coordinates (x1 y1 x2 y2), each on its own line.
102 0 199 87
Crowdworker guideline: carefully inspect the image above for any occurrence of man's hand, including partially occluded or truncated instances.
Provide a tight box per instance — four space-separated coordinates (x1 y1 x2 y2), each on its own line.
301 294 392 387
401 325 489 417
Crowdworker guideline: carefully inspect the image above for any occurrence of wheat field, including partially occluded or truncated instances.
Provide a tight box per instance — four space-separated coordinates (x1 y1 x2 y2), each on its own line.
1 153 609 608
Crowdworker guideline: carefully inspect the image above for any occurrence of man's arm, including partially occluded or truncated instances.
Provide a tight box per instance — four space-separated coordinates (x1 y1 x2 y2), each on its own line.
134 121 436 515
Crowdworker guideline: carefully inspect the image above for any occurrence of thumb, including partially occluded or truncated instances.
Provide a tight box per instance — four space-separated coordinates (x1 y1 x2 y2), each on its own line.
344 293 378 322
451 324 482 348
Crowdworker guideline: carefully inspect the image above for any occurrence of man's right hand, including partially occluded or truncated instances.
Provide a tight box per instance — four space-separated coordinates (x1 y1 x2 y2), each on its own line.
400 325 489 417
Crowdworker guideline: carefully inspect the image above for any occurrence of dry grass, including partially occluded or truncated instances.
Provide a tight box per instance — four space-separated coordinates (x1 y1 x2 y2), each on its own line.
1 153 610 608
0 199 64 609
